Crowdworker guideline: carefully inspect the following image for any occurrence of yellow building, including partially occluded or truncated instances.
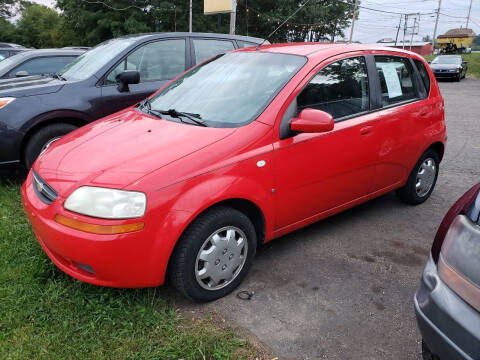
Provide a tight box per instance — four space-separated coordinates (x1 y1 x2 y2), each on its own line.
437 28 476 52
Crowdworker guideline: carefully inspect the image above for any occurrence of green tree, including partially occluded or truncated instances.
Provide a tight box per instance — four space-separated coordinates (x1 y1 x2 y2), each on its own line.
0 17 18 43
57 0 357 46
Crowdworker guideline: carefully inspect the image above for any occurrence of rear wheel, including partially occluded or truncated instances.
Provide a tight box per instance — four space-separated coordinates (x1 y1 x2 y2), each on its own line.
24 123 77 169
397 149 439 205
169 206 257 302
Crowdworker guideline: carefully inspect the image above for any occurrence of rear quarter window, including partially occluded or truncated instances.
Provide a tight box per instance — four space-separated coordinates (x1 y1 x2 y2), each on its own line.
414 59 431 95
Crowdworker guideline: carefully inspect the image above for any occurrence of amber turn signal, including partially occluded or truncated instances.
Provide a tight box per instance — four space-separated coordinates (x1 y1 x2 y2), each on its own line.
55 214 144 234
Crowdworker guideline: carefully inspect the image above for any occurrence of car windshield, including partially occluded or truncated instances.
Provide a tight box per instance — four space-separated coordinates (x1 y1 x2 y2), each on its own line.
147 52 307 127
432 56 461 65
58 37 140 81
0 51 29 72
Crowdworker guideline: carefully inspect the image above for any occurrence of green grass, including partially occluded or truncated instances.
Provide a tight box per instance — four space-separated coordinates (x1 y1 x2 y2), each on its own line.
424 53 480 79
0 183 256 360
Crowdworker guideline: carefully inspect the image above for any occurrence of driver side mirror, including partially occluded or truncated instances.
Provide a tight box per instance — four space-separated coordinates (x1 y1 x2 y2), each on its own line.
116 70 140 93
15 70 29 77
290 108 334 134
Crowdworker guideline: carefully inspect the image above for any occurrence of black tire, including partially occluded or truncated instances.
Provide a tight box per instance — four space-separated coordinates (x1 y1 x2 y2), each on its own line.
24 123 77 169
397 149 440 205
422 340 439 360
169 206 257 302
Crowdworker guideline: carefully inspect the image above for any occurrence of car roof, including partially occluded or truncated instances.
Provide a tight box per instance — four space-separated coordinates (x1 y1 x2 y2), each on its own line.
243 42 424 59
0 42 24 48
113 32 266 44
7 49 86 59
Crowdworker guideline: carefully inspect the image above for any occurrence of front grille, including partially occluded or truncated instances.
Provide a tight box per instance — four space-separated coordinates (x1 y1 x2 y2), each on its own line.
32 170 58 204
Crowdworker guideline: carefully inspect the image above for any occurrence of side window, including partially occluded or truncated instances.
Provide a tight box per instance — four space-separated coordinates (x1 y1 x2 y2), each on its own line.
374 56 418 106
0 51 8 61
9 56 77 77
192 39 235 64
297 56 370 121
105 39 186 85
414 59 431 95
238 41 258 48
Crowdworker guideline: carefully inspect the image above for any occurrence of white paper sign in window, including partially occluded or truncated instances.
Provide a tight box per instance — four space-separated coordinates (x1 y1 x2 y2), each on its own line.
381 63 402 99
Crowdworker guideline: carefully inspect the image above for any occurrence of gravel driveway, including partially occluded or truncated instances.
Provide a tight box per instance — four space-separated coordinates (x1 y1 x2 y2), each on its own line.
179 78 480 360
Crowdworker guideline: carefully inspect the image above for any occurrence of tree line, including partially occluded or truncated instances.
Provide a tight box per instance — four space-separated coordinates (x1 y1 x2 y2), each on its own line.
0 0 357 48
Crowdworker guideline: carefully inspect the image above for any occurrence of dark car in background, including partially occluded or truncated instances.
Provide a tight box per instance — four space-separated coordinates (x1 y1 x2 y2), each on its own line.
0 42 30 61
415 183 480 360
0 49 85 79
0 32 266 169
429 55 467 81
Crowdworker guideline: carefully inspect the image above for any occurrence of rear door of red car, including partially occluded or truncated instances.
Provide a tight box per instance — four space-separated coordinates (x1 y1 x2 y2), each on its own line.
273 54 382 230
369 53 432 191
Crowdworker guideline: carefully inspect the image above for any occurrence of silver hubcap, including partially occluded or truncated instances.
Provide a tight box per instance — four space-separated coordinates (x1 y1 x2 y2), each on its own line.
40 137 61 154
195 226 248 291
416 157 436 197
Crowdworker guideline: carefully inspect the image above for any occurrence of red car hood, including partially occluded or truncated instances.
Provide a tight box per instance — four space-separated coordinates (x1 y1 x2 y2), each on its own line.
34 109 236 195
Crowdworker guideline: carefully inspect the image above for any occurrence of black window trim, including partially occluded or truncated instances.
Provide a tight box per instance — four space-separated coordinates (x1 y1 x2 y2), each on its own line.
189 37 238 67
411 58 430 98
99 37 189 87
278 52 430 140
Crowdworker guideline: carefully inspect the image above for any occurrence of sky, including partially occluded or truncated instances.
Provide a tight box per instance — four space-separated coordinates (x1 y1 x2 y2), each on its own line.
31 0 480 44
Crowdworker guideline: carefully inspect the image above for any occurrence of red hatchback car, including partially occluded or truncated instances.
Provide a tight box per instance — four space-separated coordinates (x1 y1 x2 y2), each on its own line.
22 43 446 301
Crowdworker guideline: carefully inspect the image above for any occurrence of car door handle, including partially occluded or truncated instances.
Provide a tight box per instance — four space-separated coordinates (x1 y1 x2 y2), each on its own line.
360 126 373 135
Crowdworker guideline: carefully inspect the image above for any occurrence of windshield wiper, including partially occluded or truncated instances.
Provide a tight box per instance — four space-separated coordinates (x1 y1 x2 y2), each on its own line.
50 73 67 81
139 100 207 127
153 108 207 127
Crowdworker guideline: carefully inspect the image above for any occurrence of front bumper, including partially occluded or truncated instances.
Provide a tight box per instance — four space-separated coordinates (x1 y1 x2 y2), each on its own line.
415 255 480 360
433 71 461 78
21 171 166 288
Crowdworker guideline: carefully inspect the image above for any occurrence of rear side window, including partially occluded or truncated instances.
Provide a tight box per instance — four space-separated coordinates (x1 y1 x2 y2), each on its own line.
414 60 431 95
192 39 235 64
9 56 77 77
374 56 418 106
0 51 8 61
297 56 370 121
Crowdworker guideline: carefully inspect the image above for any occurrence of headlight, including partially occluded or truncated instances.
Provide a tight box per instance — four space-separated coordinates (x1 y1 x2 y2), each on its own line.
0 97 15 109
64 186 146 219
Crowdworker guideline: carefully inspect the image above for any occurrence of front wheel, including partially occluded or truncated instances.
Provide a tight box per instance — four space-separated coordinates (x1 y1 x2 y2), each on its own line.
397 149 440 205
169 206 257 302
24 123 78 169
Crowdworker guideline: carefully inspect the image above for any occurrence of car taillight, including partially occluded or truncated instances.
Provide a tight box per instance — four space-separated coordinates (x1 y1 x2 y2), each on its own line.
431 184 480 263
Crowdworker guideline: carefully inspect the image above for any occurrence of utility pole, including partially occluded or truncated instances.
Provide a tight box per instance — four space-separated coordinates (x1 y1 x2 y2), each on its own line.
246 0 248 36
394 14 402 46
402 14 408 49
349 0 359 43
432 0 442 54
189 0 192 32
230 0 237 34
410 17 417 51
466 0 473 28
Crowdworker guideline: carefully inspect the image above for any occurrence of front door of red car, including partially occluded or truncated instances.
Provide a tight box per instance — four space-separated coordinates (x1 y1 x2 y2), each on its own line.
273 56 380 230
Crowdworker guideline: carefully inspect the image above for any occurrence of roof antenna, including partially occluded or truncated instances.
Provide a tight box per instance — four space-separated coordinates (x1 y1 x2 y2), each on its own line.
256 0 314 50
